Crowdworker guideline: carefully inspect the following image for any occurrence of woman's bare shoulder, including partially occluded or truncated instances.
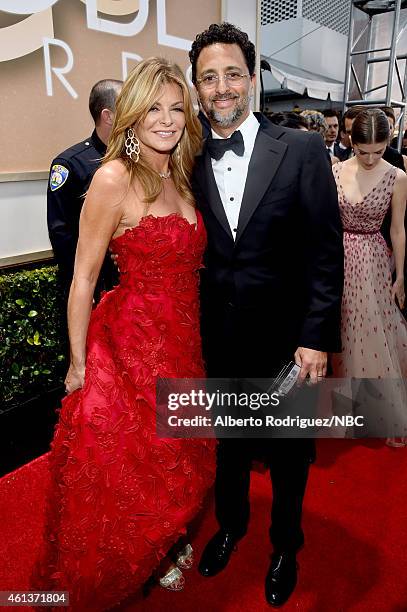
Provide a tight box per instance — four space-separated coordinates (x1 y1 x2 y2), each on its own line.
337 158 354 176
81 161 131 215
93 159 129 188
87 160 131 208
394 166 407 188
381 158 394 171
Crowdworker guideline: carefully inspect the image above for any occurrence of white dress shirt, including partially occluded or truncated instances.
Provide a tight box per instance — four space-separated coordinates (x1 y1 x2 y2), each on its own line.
211 112 259 238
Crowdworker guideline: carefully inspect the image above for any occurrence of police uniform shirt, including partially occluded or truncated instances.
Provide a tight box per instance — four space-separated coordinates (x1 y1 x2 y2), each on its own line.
47 130 115 296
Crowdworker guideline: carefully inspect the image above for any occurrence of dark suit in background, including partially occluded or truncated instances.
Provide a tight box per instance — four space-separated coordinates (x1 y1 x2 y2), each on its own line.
383 145 405 171
333 142 351 161
382 145 407 317
381 145 405 246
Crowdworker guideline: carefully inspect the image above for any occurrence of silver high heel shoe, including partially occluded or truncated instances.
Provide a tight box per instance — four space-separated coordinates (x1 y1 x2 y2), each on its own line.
159 566 185 591
176 543 194 570
386 437 407 448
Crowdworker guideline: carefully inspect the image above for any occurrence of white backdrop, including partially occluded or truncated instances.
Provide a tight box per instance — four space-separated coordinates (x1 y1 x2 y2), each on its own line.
0 179 50 262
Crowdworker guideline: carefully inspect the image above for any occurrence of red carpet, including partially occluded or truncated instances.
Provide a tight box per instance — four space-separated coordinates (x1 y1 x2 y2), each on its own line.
1 440 407 611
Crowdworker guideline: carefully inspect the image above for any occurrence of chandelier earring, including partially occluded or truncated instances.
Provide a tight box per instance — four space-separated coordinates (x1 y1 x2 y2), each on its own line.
125 127 140 163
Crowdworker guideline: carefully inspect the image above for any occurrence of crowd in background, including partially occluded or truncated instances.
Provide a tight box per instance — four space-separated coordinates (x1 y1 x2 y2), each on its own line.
265 106 407 166
266 104 407 318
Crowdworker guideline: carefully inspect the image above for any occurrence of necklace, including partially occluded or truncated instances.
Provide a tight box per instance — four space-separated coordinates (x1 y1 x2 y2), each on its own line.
158 169 171 179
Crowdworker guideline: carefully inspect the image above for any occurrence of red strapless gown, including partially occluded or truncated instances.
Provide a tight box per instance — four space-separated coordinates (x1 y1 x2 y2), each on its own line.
33 213 215 611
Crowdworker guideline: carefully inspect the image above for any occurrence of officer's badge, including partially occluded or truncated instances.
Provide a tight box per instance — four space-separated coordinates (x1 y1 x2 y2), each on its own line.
50 164 69 191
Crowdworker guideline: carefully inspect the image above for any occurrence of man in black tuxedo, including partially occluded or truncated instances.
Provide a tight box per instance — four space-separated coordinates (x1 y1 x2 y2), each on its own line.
323 109 342 160
189 23 344 606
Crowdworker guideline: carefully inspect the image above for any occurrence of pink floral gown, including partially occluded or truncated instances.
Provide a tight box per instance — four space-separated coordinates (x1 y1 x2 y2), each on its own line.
331 163 407 437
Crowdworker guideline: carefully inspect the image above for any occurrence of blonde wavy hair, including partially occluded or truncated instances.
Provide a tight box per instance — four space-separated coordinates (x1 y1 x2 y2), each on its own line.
300 110 327 136
104 57 202 204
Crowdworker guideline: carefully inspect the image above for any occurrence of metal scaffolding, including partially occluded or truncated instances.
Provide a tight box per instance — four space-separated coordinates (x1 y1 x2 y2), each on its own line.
343 0 407 147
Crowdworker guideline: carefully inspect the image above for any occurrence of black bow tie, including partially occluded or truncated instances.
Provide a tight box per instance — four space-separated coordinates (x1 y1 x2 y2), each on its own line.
207 130 245 160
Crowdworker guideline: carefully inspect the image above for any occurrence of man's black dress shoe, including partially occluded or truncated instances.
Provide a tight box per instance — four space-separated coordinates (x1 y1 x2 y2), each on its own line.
265 553 297 607
198 530 242 577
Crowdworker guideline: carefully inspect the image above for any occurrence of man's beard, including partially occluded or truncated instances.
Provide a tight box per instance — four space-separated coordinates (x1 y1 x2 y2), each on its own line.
204 94 250 128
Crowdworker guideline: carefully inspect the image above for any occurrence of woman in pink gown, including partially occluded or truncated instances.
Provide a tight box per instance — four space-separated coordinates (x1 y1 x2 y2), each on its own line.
33 58 215 610
331 108 407 445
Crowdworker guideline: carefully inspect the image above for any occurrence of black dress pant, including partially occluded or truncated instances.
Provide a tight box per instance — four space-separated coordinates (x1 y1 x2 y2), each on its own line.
202 300 314 553
214 438 311 553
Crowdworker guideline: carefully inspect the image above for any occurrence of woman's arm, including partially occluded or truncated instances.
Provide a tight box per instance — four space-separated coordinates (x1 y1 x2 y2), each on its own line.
390 169 407 309
65 163 126 393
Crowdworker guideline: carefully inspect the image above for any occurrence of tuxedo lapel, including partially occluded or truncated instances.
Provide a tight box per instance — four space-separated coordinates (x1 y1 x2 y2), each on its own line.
195 115 287 243
196 146 234 240
235 122 288 243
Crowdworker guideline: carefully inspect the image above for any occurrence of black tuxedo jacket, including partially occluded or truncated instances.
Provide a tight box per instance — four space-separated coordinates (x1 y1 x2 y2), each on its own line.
334 142 351 161
383 145 405 171
193 114 344 376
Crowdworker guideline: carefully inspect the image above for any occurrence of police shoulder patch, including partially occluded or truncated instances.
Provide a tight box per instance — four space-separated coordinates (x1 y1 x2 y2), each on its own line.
49 164 69 191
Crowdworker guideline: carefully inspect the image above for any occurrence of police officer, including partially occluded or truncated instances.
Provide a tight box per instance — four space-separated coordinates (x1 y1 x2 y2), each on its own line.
47 79 122 302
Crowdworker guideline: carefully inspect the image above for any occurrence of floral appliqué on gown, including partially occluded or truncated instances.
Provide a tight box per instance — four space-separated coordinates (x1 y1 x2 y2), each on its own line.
33 212 215 611
331 163 407 436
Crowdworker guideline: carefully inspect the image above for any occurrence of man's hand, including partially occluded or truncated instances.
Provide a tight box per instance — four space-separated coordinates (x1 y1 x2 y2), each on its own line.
294 347 327 384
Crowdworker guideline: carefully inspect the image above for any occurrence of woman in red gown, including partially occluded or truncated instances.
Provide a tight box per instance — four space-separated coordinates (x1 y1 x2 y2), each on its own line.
33 58 215 610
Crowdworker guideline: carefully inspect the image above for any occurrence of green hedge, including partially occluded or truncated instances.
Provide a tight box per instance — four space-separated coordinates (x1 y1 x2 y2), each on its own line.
0 266 66 408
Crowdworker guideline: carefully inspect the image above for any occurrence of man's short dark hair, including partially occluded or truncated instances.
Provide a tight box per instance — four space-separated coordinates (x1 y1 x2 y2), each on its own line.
189 22 256 85
89 79 123 124
268 112 309 130
343 105 365 122
382 106 396 122
323 109 338 119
